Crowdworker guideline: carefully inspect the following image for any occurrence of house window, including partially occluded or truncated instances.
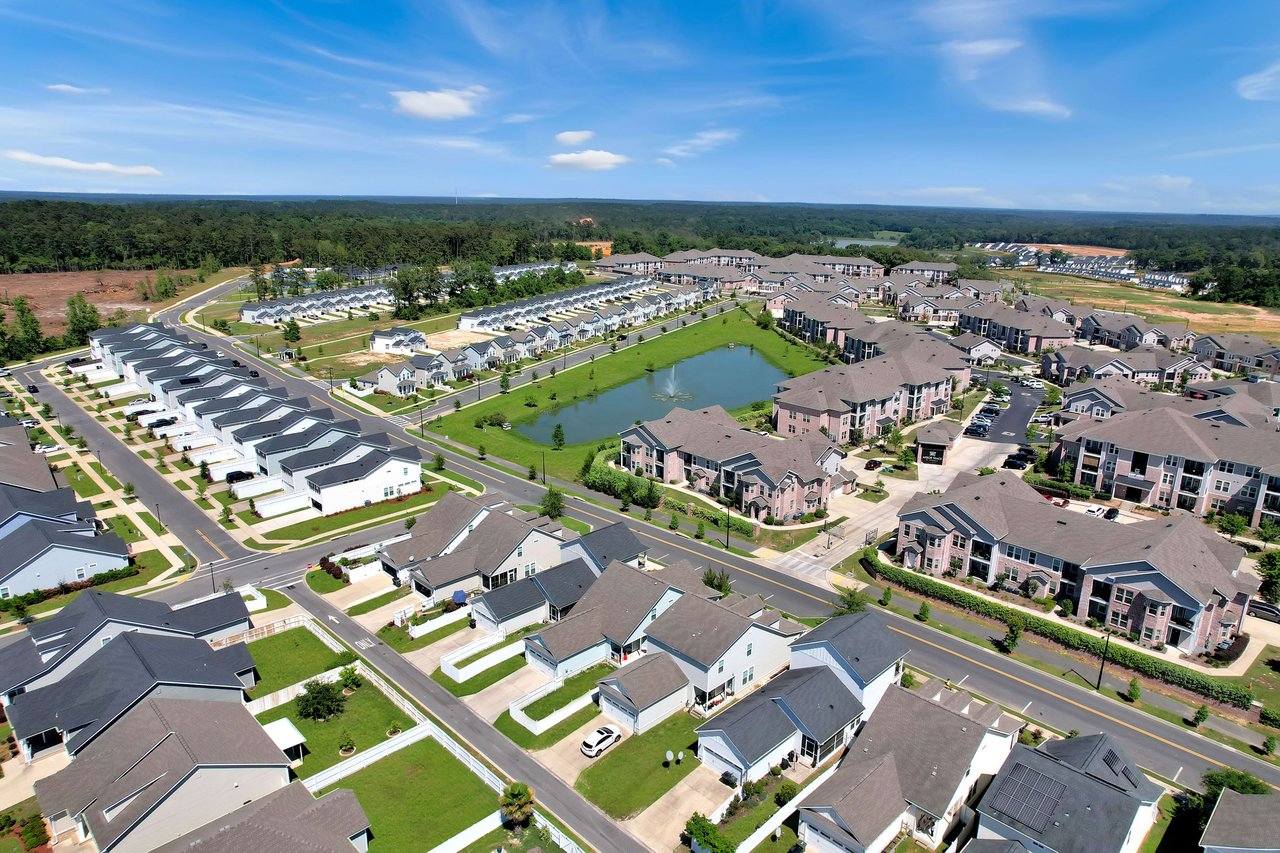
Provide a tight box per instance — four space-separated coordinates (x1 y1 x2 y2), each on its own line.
742 667 755 685
1116 589 1135 605
1241 485 1258 500
75 567 87 581
746 642 753 657
1006 544 1027 562
951 533 965 549
383 486 394 498
1007 568 1020 582
517 545 524 558
1109 611 1128 629
524 563 536 577
0 587 8 600
1142 627 1155 642
1214 479 1229 493
717 660 724 675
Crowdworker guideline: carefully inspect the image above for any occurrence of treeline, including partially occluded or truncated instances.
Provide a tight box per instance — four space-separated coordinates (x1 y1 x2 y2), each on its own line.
0 293 105 364
2 196 1279 305
384 262 587 320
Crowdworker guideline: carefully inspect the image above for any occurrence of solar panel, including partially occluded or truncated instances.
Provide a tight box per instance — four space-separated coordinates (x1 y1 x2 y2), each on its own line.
1103 749 1123 775
990 763 1068 834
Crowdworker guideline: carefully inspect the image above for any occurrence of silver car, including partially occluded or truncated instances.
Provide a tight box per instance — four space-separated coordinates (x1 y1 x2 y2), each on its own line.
580 725 621 758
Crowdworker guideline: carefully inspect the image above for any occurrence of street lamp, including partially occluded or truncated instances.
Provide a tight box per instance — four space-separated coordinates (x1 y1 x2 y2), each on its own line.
1095 631 1112 691
724 504 731 548
541 450 547 485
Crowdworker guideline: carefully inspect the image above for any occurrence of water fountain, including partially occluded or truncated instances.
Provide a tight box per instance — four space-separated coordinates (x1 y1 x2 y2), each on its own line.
653 364 695 402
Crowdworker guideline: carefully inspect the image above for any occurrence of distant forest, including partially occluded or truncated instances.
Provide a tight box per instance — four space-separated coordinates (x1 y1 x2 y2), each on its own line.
1 196 1278 307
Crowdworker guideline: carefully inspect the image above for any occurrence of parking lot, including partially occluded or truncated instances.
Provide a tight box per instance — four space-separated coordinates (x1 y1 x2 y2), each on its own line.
965 376 1045 445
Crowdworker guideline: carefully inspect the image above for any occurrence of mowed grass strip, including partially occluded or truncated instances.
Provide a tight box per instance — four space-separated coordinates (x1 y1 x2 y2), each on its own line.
575 712 702 818
248 627 348 697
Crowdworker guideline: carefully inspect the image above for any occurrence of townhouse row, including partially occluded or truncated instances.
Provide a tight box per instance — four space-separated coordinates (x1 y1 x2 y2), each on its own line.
619 404 846 521
90 324 421 518
457 273 683 331
0 589 373 853
240 283 392 325
897 471 1255 654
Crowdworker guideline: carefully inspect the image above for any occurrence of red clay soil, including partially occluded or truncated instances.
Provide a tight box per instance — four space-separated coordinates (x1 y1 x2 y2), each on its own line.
0 270 193 334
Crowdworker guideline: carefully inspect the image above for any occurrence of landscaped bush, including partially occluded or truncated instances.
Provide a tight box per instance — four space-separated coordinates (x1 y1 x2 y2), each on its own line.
1022 473 1096 500
0 565 141 612
1260 707 1280 729
861 549 1255 708
775 780 799 806
20 814 49 850
684 813 733 853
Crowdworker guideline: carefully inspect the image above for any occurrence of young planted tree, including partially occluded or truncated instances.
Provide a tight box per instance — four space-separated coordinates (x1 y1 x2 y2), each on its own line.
916 601 930 622
551 423 565 450
835 587 870 615
1126 678 1142 703
539 485 565 519
499 782 536 834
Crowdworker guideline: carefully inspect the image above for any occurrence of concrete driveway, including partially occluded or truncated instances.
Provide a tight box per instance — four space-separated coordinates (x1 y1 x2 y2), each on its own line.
625 764 727 851
401 626 487 675
536 713 615 782
463 662 550 722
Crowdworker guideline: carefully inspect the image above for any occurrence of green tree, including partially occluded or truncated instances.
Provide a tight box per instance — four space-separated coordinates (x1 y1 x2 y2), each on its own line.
199 459 210 481
7 297 44 361
695 520 706 539
64 293 102 347
886 425 904 451
1126 678 1142 703
1192 704 1210 727
578 448 596 480
835 586 870 615
539 485 565 519
1255 520 1280 545
123 482 136 498
990 380 1008 397
702 568 732 595
916 601 930 622
433 452 445 472
528 463 538 480
282 319 302 344
1217 513 1248 539
499 373 511 394
499 782 536 833
219 505 232 524
1003 617 1023 653
313 269 343 290
295 679 346 721
1258 550 1280 603
551 423 565 449
880 587 892 606
669 513 679 532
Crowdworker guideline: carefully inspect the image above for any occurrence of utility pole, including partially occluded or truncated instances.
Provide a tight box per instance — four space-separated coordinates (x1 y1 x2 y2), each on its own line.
1095 631 1112 691
724 505 731 548
541 450 547 485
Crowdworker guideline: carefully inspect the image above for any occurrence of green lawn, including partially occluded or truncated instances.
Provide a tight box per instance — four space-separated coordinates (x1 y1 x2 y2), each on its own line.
376 615 467 653
755 516 847 552
575 712 702 818
248 628 349 697
346 585 411 616
256 685 406 778
749 814 799 853
63 465 104 498
0 797 42 853
1230 644 1280 709
252 588 294 613
106 515 146 544
305 569 348 594
137 511 164 535
431 657 527 697
493 706 601 751
90 461 123 491
522 663 611 720
1140 795 1189 853
457 824 566 853
24 551 170 617
320 737 496 852
262 487 442 541
429 311 827 482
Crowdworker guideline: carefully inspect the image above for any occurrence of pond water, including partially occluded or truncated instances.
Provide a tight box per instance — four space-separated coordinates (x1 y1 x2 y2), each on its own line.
827 237 899 247
516 346 787 445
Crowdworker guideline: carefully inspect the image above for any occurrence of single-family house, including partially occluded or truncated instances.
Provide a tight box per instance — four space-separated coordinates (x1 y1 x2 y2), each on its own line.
1200 791 1280 853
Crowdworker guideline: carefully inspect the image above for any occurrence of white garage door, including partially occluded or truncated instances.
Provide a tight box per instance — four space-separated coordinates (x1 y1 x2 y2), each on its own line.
600 694 637 733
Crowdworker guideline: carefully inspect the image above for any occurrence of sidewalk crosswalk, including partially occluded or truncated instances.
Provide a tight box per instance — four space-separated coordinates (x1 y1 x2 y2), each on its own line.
768 552 832 586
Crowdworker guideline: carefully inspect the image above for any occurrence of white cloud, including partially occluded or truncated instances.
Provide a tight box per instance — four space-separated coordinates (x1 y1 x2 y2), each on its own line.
941 38 1021 80
664 129 739 158
555 130 594 146
997 98 1071 120
546 149 630 170
3 150 161 176
1236 61 1280 101
46 83 108 95
655 157 676 168
502 113 537 123
1173 141 1280 160
390 86 487 120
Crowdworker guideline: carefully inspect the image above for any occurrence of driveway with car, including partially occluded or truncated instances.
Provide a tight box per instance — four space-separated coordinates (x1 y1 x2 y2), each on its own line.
538 714 622 783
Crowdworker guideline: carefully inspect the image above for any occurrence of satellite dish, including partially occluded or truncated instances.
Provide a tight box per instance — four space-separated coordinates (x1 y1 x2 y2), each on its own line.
665 750 674 763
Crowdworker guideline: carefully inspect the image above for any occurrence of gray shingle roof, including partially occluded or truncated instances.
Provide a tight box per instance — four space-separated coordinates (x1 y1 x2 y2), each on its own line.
576 522 647 565
802 753 905 846
792 610 909 683
644 593 758 667
597 651 688 713
0 521 129 586
1199 790 1280 851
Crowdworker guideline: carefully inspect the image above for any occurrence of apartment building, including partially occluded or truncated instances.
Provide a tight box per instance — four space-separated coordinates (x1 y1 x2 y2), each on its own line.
891 261 958 282
1076 310 1195 351
897 472 1255 652
1192 333 1280 377
619 405 845 520
1014 294 1079 327
772 353 956 441
1041 344 1210 386
957 303 1075 354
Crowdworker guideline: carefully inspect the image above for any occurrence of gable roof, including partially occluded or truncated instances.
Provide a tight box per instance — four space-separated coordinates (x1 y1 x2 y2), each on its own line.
528 562 673 659
644 593 762 667
803 753 905 847
597 651 689 713
1199 790 1280 851
792 610 909 683
0 521 129 585
576 522 647 565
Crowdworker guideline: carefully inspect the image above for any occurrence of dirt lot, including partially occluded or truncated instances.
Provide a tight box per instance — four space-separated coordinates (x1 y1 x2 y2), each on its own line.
0 269 237 334
426 328 493 350
1021 242 1129 257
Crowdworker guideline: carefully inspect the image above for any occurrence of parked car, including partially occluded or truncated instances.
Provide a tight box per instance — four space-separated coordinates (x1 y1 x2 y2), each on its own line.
1248 600 1280 624
1084 505 1107 517
0 369 10 377
65 356 87 366
1023 379 1044 389
226 470 254 485
0 391 10 399
18 418 38 428
248 370 260 378
150 417 177 428
1104 507 1121 521
26 384 38 394
580 726 622 758
1002 457 1028 470
963 427 989 437
864 459 882 471
35 443 62 454
1030 415 1054 425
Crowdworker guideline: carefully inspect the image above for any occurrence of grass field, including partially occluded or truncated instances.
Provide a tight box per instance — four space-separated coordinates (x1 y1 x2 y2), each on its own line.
256 685 406 778
262 487 443 542
575 712 702 818
1006 269 1280 340
429 310 827 482
320 737 496 852
1230 644 1280 708
248 627 347 697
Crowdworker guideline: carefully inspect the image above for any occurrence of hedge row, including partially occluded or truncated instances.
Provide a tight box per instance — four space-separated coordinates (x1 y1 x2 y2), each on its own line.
665 497 755 536
581 461 661 509
0 565 141 612
1022 473 1097 501
1260 707 1280 729
861 550 1255 709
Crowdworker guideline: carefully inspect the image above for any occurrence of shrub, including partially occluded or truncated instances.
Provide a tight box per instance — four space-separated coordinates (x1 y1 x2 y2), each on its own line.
901 670 917 689
916 601 930 622
296 679 346 721
860 549 1255 708
338 730 355 752
775 780 800 806
21 814 49 850
684 813 732 853
1260 707 1280 729
339 665 363 691
1193 704 1210 727
1126 678 1142 703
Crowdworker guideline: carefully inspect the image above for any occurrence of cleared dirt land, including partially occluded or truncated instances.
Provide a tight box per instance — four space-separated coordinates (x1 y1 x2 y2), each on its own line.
0 268 240 334
1021 242 1129 257
1007 269 1280 340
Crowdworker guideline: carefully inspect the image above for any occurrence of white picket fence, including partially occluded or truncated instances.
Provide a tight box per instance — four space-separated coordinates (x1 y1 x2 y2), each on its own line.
439 633 519 682
424 812 504 853
407 604 471 638
509 679 597 736
731 760 842 853
302 723 433 792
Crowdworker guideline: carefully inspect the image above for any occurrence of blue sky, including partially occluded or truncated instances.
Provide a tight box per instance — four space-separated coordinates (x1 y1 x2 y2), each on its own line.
2 0 1280 214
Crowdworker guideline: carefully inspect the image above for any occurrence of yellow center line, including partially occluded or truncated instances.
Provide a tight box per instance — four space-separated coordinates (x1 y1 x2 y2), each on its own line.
195 529 228 560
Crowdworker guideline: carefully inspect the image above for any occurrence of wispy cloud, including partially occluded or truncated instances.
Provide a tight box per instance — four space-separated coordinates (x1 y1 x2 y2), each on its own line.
1236 60 1280 101
1100 175 1194 193
897 185 1015 207
655 157 676 168
940 38 1022 81
502 113 538 124
664 129 739 158
997 97 1071 119
390 86 487 120
1172 141 1280 160
47 83 109 95
4 149 161 176
411 136 508 158
554 130 594 146
546 149 629 170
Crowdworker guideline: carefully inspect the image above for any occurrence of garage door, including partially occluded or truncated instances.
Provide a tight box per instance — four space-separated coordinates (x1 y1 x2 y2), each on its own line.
600 694 637 732
473 606 499 634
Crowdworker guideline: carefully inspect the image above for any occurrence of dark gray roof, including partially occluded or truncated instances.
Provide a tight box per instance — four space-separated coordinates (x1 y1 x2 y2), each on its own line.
645 593 757 667
7 632 253 754
279 435 363 472
0 484 83 527
597 651 688 713
792 610 909 683
0 590 250 695
475 575 549 622
979 736 1157 853
533 558 597 609
252 420 360 457
34 699 288 852
305 447 411 488
802 753 905 847
1199 790 1280 851
0 521 129 585
151 782 369 853
232 408 329 442
576 522 647 565
959 842 1028 853
696 667 862 765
